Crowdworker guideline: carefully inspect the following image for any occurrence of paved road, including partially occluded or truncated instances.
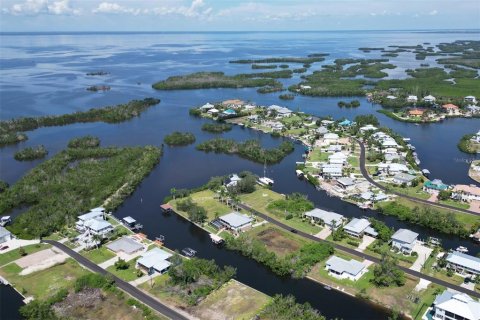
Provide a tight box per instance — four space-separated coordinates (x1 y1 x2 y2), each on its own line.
42 240 188 320
355 138 480 217
238 203 480 299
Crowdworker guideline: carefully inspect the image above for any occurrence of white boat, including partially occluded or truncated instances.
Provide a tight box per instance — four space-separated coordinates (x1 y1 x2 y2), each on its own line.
295 170 304 178
456 246 469 253
0 216 11 227
258 160 274 186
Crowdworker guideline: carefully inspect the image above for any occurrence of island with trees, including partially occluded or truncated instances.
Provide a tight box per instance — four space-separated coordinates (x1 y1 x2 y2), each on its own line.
14 145 48 161
163 132 196 146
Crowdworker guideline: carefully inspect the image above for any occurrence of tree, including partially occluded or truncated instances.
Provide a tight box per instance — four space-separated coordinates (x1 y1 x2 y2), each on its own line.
114 258 129 270
438 190 452 201
372 254 405 287
170 188 177 200
19 246 27 256
188 205 207 223
92 233 103 249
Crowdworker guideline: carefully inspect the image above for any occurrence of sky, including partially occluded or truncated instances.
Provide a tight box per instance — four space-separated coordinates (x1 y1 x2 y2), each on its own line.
0 0 479 32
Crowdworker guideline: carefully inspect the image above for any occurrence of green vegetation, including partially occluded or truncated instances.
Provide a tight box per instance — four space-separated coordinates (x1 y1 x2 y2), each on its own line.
279 93 295 100
458 134 479 154
106 258 139 281
338 100 361 108
230 56 326 64
68 135 101 148
258 295 325 320
1 144 161 238
225 234 334 278
167 257 236 305
152 71 284 90
0 98 160 147
81 246 116 264
372 254 406 287
354 114 380 127
267 193 314 216
257 85 284 94
0 244 50 266
176 197 208 223
163 131 196 146
377 201 470 237
293 67 307 73
201 122 232 133
14 145 48 161
196 138 294 164
252 64 277 69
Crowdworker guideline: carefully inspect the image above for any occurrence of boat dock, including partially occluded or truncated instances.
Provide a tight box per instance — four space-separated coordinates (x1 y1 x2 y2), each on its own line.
209 233 224 244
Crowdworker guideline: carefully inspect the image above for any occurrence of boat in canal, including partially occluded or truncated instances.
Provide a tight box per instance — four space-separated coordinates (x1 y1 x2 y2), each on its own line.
182 247 197 257
259 161 274 186
455 246 469 253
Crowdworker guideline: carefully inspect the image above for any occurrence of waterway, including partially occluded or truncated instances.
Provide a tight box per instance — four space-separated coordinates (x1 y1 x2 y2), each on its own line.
1 30 479 318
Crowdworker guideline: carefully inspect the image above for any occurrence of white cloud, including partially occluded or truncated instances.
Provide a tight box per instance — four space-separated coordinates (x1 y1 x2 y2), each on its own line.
3 0 79 15
429 9 438 15
92 2 140 15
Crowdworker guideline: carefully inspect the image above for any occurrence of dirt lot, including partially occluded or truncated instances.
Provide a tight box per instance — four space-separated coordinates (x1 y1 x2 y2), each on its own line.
256 227 301 256
193 280 270 320
15 247 68 275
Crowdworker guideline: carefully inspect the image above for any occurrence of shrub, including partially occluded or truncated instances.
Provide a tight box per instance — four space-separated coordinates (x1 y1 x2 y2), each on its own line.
68 136 100 148
14 145 48 161
114 258 130 270
164 132 196 146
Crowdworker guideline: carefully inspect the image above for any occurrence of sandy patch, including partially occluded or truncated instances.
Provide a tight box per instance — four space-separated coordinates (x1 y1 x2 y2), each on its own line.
15 248 68 275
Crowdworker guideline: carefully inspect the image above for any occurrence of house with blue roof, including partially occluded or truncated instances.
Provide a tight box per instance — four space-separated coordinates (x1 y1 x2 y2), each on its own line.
222 109 237 116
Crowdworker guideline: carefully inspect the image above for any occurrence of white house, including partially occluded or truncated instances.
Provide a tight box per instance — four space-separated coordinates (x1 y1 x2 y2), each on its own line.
452 185 480 202
219 212 253 232
336 177 356 191
271 122 285 131
0 226 12 244
343 218 377 238
392 173 417 186
327 144 343 153
378 163 410 175
325 256 367 281
200 103 215 111
446 251 480 276
76 210 105 231
304 208 344 229
381 139 398 148
207 108 219 115
423 95 436 103
84 218 114 238
464 96 477 105
359 124 378 133
322 166 343 178
391 228 418 254
407 95 418 103
136 247 173 275
328 152 348 164
316 126 329 135
431 290 480 320
268 105 292 117
323 133 339 144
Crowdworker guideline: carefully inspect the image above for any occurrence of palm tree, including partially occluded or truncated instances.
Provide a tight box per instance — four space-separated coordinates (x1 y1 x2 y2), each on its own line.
92 233 102 249
170 188 177 200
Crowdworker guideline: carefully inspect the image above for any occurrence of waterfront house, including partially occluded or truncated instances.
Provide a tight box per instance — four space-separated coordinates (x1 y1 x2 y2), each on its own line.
381 138 398 148
384 153 401 163
359 124 378 133
76 210 105 232
243 104 256 111
467 105 480 114
200 103 215 111
431 290 480 320
328 152 348 164
408 108 425 117
407 95 418 103
423 179 449 193
304 208 344 229
338 119 353 127
446 251 480 276
84 218 114 238
325 256 367 281
442 104 460 116
378 163 409 175
222 99 244 108
464 96 477 105
207 108 219 115
336 177 356 191
107 236 144 255
136 247 173 275
268 105 292 117
222 109 237 116
219 212 253 232
247 115 259 123
391 228 418 254
392 173 417 186
423 95 436 104
344 218 377 238
322 165 343 178
360 192 388 203
452 185 480 202
323 133 339 144
271 122 285 131
327 144 343 153
0 226 12 244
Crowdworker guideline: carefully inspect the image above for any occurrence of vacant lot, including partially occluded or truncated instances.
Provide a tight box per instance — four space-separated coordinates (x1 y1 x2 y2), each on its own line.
194 280 270 320
255 227 302 256
170 189 232 221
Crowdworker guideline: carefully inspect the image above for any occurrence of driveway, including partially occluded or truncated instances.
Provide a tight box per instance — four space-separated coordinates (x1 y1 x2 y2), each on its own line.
410 243 433 272
356 235 375 252
314 227 331 240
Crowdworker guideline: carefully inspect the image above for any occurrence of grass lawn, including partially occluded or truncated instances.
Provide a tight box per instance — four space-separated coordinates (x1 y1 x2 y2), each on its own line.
381 183 431 200
308 148 329 162
326 234 361 249
194 280 270 320
348 156 359 167
239 188 321 234
410 284 444 320
438 199 470 210
106 259 141 282
0 243 51 267
169 189 232 221
365 241 416 267
247 224 307 256
0 258 89 300
81 246 116 264
139 274 187 308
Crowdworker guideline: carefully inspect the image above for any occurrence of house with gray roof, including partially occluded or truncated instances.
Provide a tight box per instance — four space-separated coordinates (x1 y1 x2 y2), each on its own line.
0 226 12 244
343 218 377 238
446 251 480 276
76 210 105 231
107 236 144 255
392 173 417 186
316 126 329 135
84 218 114 238
304 208 344 230
136 247 173 275
325 256 367 281
336 177 356 191
391 228 418 254
219 212 253 232
432 290 480 320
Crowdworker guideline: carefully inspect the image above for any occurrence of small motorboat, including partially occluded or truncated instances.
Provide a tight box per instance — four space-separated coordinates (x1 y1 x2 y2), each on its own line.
295 170 304 178
456 246 469 253
182 248 197 257
258 177 274 186
324 285 332 290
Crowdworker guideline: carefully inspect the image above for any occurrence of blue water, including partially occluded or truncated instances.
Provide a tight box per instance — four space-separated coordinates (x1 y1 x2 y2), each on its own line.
1 30 479 319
